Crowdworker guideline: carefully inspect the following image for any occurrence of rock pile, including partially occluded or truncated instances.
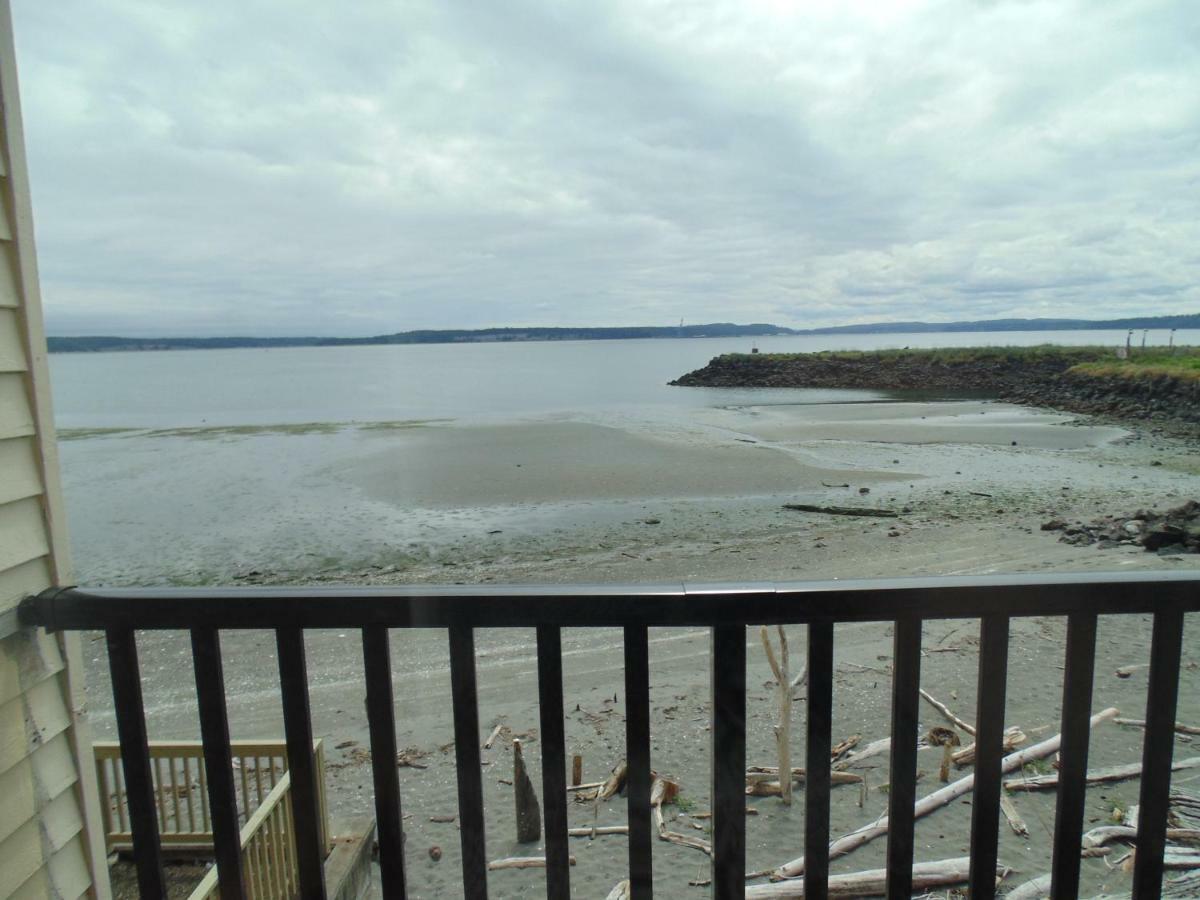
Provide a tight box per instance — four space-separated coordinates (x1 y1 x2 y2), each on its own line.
1041 500 1200 555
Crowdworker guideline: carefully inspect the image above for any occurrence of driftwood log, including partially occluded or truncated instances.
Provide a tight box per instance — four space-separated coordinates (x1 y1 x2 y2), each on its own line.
1114 718 1200 737
513 739 541 843
651 775 712 857
1004 755 1200 792
567 825 630 837
771 707 1119 878
1005 873 1051 900
782 503 898 518
488 856 577 871
1001 793 1029 836
954 726 1026 767
919 689 976 736
760 625 795 805
605 881 631 900
746 857 1002 897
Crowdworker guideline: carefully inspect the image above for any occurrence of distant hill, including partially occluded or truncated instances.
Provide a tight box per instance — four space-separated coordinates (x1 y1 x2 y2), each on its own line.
794 313 1200 334
46 324 795 352
46 313 1200 352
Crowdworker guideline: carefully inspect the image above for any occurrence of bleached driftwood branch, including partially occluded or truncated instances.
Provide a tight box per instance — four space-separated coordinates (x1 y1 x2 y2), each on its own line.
919 688 976 736
488 856 577 871
1005 756 1200 792
770 707 1119 878
745 857 1003 897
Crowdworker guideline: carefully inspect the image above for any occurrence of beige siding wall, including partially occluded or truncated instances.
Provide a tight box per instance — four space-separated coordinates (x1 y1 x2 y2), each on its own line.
0 2 109 897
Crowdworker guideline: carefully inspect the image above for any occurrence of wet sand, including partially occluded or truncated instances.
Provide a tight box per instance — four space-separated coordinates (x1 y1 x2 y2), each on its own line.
70 399 1200 898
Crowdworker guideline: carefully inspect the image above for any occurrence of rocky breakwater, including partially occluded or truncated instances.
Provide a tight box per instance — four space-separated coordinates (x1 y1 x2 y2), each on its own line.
670 347 1200 431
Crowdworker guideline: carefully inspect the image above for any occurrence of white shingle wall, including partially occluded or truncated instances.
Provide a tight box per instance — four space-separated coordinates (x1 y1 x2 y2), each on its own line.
0 1 110 895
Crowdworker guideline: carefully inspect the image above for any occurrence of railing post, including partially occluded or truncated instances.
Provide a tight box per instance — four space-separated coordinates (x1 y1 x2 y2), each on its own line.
191 627 246 900
106 628 166 899
1133 608 1185 900
886 617 922 899
362 625 408 898
711 624 746 900
537 626 571 900
276 627 328 900
1050 613 1097 899
805 622 834 900
969 615 1010 900
624 624 654 899
449 625 489 900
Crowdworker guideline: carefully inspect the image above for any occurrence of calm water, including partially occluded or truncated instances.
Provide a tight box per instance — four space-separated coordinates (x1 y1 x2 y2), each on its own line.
48 329 1198 428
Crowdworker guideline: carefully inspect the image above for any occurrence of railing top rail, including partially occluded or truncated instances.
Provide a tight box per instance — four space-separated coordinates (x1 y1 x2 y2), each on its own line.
22 571 1200 630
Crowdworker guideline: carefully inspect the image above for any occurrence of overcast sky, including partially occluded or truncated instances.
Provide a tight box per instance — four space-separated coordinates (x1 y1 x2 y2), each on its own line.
13 1 1200 337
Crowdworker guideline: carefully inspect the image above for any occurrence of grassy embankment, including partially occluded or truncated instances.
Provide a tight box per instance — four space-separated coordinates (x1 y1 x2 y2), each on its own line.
735 345 1200 377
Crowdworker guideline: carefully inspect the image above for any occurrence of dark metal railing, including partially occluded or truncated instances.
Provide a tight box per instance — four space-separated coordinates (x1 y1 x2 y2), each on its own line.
20 571 1200 900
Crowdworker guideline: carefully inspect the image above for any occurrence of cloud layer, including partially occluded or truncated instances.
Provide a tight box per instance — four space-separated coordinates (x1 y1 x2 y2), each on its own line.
14 0 1200 336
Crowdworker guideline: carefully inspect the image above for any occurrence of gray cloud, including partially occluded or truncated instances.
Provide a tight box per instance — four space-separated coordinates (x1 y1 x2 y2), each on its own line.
13 0 1200 336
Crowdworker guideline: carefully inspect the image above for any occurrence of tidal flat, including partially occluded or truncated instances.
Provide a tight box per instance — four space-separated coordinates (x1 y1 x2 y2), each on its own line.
69 396 1200 898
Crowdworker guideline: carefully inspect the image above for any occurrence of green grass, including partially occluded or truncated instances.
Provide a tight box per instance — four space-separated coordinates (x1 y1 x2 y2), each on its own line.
1069 348 1200 381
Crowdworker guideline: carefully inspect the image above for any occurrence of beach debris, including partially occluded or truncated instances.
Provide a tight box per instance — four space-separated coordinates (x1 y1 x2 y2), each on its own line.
1004 755 1200 792
652 775 712 857
820 482 850 488
428 845 442 861
926 727 961 782
919 688 977 737
1042 499 1200 553
606 879 632 900
782 503 898 518
1000 794 1029 836
830 735 860 762
954 726 1026 767
572 753 583 786
833 737 895 771
428 814 456 823
642 517 662 525
513 739 541 843
745 857 1005 897
1116 663 1150 678
769 707 1118 878
745 767 863 796
483 723 505 749
487 856 577 871
760 625 797 804
397 747 429 769
1005 873 1051 900
567 825 629 838
1114 717 1200 736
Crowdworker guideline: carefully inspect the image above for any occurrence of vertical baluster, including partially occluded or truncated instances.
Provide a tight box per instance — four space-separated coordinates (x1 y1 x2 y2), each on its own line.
537 626 571 900
886 617 922 899
106 628 166 898
96 756 114 837
805 622 834 900
1049 613 1097 899
449 625 489 900
183 756 196 834
198 754 210 835
276 626 328 900
362 625 408 898
711 624 746 900
624 624 654 899
1133 609 1186 900
969 615 1010 900
115 759 129 835
168 756 181 833
192 627 246 899
254 756 264 811
154 757 168 832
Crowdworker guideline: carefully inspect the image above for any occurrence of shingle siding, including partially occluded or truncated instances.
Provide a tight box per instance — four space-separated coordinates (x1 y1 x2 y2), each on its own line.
0 2 109 896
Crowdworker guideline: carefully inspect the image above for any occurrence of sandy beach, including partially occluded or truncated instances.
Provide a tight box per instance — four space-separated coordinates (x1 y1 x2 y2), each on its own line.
76 397 1200 898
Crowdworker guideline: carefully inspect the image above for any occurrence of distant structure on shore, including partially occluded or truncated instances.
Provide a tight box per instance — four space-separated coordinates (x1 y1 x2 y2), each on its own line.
47 312 1200 353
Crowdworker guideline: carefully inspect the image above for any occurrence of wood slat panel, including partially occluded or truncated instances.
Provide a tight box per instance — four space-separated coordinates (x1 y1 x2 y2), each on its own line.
0 729 78 846
0 555 51 615
623 624 653 899
0 622 65 707
0 674 71 775
969 615 1010 900
711 624 746 900
0 308 26 372
1133 609 1186 899
1050 613 1097 900
0 243 18 308
0 436 41 506
0 496 48 574
886 617 922 899
0 372 33 439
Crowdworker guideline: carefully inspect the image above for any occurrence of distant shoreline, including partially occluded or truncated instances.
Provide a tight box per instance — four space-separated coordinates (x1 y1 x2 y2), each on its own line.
45 313 1200 353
